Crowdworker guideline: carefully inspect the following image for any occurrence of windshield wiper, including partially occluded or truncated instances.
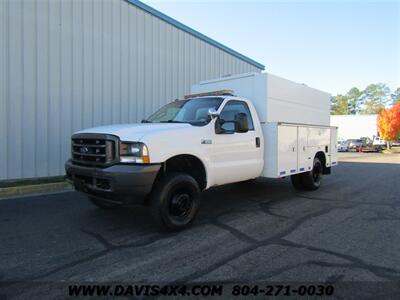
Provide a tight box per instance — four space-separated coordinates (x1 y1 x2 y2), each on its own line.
160 120 187 123
141 119 152 123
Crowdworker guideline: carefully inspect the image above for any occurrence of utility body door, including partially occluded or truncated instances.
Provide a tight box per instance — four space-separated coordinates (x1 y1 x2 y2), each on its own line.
297 126 311 172
277 125 298 176
330 127 338 166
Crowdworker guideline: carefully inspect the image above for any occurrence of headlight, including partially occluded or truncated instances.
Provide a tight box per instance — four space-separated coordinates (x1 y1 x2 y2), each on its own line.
119 142 150 164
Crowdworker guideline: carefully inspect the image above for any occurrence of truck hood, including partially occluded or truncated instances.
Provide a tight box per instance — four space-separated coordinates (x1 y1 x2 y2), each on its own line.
75 123 191 141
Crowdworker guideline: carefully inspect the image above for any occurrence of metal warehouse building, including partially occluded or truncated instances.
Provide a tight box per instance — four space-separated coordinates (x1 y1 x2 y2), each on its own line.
0 0 264 181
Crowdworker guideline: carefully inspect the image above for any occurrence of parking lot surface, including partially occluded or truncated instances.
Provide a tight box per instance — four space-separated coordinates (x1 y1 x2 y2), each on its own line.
1 153 400 298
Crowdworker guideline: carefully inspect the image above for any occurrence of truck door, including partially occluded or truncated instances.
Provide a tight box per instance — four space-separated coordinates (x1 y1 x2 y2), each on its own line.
211 100 263 185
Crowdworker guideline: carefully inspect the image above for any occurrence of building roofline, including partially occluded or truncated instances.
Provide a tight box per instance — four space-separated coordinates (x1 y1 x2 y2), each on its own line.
126 0 265 70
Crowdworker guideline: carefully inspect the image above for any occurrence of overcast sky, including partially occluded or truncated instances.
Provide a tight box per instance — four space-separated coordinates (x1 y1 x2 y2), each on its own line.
142 0 399 95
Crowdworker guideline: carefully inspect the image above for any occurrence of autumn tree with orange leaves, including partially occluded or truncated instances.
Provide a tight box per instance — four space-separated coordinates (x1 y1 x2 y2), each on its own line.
377 102 400 148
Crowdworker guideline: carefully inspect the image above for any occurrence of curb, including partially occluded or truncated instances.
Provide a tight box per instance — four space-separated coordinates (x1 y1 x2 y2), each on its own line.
383 150 400 154
0 182 73 199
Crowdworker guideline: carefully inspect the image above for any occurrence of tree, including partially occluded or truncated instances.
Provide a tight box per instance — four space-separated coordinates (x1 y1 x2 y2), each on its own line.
331 95 349 115
346 87 363 114
361 83 391 114
377 102 400 149
391 87 400 105
331 83 395 116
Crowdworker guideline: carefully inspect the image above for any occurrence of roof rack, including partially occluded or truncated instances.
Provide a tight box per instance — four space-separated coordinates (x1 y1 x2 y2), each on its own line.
184 89 234 99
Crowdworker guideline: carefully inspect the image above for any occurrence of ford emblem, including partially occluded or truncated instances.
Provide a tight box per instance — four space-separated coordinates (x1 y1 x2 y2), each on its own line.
80 146 89 154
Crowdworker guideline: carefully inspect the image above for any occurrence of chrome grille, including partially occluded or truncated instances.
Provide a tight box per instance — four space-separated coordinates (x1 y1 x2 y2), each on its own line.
71 134 117 166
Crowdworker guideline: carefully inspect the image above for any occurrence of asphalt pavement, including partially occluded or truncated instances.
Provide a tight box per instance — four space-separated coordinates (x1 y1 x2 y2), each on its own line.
1 152 400 299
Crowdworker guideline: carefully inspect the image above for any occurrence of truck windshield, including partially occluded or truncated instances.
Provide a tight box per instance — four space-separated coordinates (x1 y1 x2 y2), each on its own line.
145 97 223 126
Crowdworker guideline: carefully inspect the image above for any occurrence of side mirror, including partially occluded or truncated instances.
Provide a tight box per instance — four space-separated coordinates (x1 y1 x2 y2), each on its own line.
221 121 235 133
235 113 249 133
207 108 219 119
215 119 235 134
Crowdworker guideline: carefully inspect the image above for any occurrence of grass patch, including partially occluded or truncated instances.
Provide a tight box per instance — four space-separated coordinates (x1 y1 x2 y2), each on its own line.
0 176 66 188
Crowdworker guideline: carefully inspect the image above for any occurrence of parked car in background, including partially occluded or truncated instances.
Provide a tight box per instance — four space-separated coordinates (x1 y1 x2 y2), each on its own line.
337 140 349 152
392 139 400 147
372 137 387 151
358 137 386 152
347 139 363 151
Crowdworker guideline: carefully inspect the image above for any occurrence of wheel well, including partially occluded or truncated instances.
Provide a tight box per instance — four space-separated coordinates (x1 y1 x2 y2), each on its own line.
315 151 330 174
156 155 207 190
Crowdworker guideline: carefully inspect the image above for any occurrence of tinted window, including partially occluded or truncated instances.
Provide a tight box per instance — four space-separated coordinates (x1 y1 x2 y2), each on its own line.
219 100 254 130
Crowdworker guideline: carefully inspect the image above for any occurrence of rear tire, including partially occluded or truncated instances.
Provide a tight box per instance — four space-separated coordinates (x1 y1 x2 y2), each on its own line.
150 172 200 231
301 157 323 190
88 196 120 209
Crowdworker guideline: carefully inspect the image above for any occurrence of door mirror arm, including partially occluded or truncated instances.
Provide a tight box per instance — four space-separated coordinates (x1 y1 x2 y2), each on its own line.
208 108 220 119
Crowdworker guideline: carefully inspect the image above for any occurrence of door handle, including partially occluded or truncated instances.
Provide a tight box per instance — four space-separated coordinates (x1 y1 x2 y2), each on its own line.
255 137 260 148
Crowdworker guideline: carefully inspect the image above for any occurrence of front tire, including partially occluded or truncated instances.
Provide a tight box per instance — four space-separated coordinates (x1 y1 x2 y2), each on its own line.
301 157 323 190
150 172 200 231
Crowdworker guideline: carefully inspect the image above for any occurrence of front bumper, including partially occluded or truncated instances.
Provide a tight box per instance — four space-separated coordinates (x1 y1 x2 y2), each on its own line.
65 160 161 204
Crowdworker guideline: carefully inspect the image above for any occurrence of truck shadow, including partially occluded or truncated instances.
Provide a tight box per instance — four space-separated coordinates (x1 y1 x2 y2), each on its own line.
76 177 294 236
199 178 293 215
79 160 400 234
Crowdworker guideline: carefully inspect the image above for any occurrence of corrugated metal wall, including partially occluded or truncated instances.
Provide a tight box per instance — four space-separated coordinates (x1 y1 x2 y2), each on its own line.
0 0 262 180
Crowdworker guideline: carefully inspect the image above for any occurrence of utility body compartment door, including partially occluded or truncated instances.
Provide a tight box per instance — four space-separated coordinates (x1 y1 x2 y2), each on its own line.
261 123 337 178
277 125 298 176
330 127 338 167
297 127 310 172
262 123 301 177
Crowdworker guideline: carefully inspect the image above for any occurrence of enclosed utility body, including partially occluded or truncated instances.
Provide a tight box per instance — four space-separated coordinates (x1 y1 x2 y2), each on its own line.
192 72 337 178
192 72 331 125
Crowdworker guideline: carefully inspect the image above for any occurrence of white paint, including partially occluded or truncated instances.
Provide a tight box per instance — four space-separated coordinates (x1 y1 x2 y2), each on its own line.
74 93 336 188
192 72 331 125
190 72 336 180
261 123 336 177
135 96 264 188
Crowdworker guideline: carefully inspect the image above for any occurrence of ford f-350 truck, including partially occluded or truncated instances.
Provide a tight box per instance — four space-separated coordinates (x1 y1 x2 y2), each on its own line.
65 72 337 230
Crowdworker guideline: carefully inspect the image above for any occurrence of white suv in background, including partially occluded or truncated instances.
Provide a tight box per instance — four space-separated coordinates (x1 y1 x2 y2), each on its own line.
337 140 349 152
372 137 387 151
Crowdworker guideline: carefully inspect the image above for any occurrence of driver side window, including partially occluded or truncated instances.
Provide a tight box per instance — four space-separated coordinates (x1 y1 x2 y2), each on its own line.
220 100 254 130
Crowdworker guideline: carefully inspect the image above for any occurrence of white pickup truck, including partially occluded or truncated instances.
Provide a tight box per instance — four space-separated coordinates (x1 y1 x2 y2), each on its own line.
65 72 338 230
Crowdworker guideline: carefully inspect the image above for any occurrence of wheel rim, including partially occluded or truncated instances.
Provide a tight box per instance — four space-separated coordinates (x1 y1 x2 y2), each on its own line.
312 163 322 183
168 191 193 218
